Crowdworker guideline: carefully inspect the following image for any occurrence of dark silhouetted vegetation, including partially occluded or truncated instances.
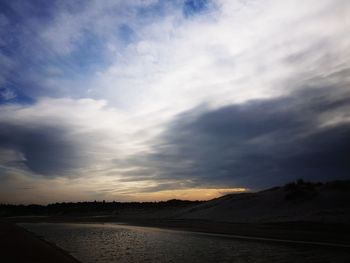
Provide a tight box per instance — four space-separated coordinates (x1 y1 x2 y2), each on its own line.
0 199 203 217
283 179 323 202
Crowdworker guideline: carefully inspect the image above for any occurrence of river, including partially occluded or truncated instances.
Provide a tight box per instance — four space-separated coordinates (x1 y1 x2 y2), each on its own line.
20 223 350 263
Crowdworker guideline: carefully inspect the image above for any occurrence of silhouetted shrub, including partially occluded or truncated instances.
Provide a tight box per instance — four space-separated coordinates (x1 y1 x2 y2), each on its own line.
297 178 304 185
0 199 204 217
284 179 320 202
284 182 297 191
326 180 350 190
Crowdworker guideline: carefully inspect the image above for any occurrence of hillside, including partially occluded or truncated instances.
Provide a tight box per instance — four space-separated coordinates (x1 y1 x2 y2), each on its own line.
176 180 350 223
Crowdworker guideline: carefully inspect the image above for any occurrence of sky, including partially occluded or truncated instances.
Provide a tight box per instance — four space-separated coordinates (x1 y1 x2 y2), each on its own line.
0 0 349 204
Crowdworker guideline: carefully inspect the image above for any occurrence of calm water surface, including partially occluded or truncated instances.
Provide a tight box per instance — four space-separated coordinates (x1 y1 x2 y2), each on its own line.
20 223 350 263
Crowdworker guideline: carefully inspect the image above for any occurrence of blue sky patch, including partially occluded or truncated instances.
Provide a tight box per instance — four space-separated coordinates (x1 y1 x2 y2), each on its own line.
183 0 209 17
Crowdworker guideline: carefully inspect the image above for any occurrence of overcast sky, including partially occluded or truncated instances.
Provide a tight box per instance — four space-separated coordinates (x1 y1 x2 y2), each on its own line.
0 0 349 204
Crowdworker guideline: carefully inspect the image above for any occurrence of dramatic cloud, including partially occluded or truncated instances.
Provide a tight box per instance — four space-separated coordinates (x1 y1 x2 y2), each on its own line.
128 85 350 189
0 0 349 202
0 124 79 175
0 98 142 177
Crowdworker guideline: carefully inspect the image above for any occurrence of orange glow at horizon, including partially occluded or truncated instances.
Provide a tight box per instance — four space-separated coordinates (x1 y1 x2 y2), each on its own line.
127 187 248 202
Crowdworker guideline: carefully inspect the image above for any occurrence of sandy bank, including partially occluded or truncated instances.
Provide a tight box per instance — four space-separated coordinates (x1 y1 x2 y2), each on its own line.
0 220 81 263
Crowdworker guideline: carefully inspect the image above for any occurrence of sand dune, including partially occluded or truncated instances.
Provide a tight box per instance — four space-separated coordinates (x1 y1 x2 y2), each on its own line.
177 181 350 223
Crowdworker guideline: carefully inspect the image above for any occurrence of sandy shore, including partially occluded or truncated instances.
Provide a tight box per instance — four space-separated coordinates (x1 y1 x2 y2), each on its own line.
0 220 81 263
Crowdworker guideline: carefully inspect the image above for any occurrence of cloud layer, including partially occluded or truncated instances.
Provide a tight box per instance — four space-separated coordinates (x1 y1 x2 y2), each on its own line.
128 85 350 189
0 0 349 203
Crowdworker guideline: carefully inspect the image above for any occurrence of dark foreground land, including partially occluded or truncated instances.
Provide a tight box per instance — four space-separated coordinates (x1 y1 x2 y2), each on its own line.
2 217 350 263
0 220 81 263
1 180 350 262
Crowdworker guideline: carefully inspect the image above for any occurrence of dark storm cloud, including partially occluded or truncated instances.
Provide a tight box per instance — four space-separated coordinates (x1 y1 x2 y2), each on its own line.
0 123 82 176
121 85 350 189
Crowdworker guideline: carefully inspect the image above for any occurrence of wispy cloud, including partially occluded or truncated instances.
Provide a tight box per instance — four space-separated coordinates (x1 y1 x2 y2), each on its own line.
0 0 349 202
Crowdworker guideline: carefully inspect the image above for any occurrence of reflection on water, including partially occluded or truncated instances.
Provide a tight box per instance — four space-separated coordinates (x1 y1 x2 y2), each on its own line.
20 223 349 263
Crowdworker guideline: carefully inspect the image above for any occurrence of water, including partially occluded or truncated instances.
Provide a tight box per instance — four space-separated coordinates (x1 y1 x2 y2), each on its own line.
20 223 350 263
